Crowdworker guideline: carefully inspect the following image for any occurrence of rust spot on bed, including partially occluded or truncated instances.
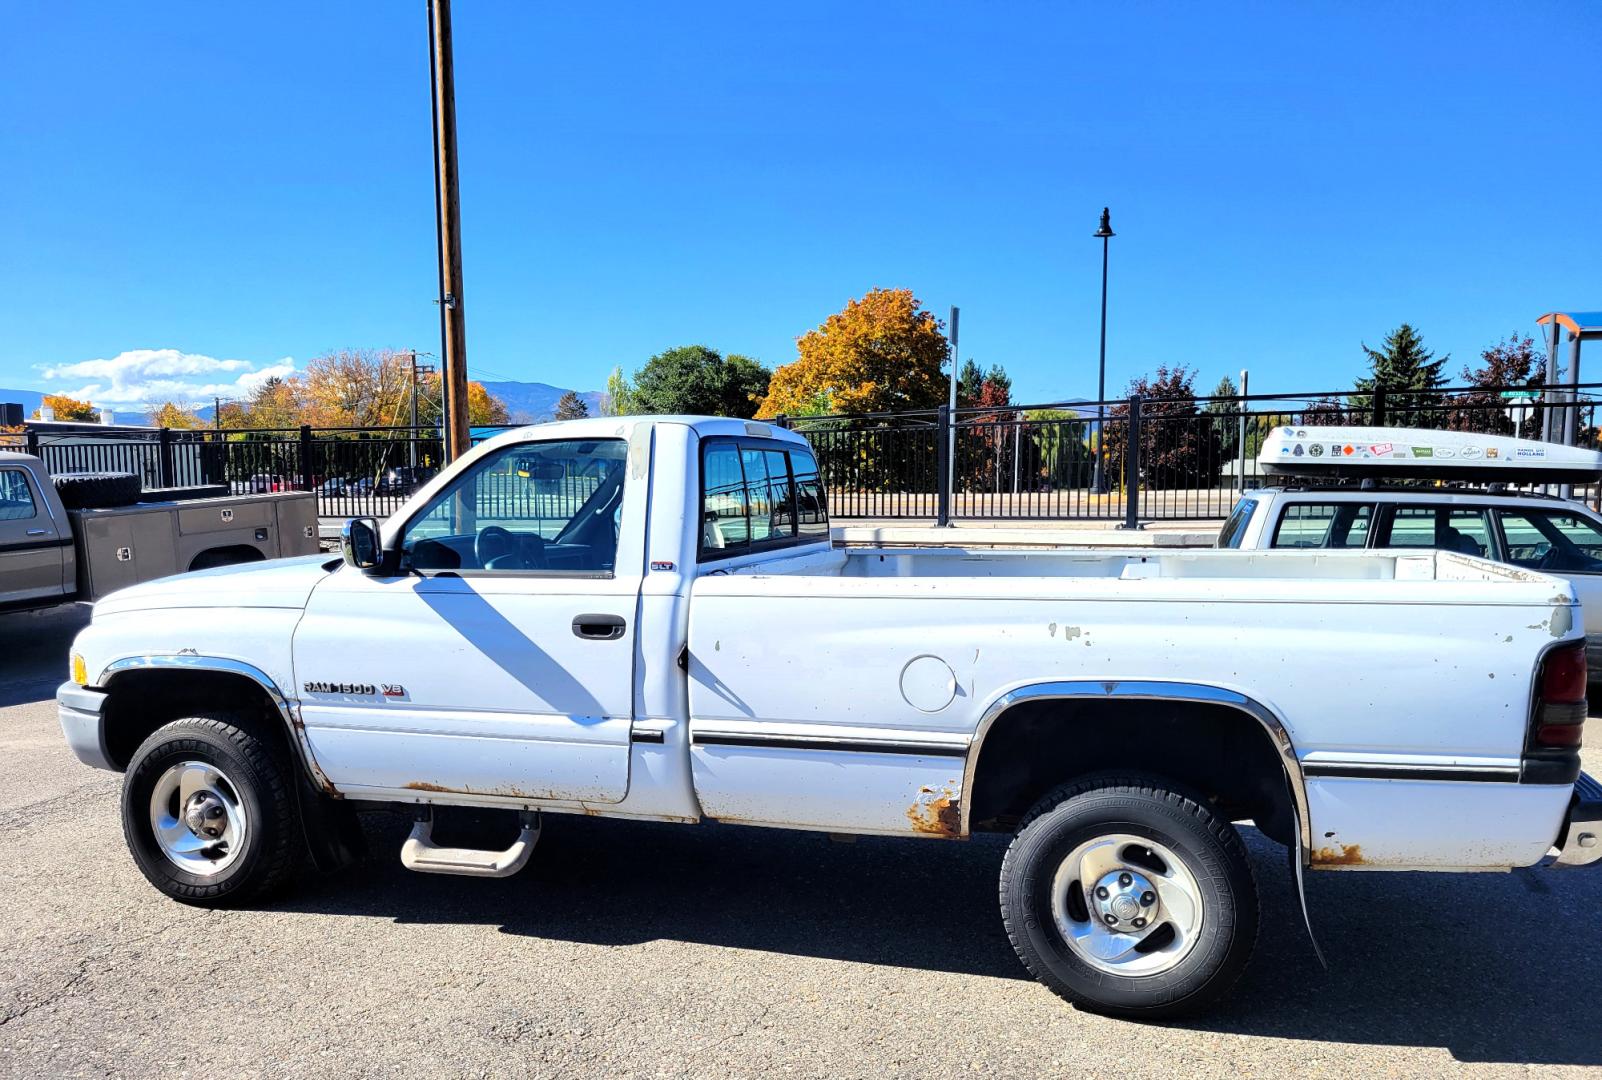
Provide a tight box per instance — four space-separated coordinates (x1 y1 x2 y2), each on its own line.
1311 842 1365 866
404 781 453 793
907 786 961 837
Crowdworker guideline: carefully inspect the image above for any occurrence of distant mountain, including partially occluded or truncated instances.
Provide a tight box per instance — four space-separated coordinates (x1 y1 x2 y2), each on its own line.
0 388 44 419
478 381 605 423
2 381 606 427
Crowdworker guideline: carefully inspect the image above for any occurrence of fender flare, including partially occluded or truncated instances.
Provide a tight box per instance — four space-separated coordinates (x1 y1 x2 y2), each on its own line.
961 679 1312 857
962 678 1326 966
98 654 335 794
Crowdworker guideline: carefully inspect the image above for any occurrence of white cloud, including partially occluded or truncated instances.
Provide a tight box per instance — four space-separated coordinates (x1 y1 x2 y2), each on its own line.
38 349 299 409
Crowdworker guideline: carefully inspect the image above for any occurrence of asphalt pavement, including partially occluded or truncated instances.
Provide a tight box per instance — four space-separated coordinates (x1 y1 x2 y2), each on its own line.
2 603 1599 1078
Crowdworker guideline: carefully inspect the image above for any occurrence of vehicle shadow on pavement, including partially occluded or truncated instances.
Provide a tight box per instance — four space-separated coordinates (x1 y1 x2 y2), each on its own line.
0 604 89 708
281 810 1601 1066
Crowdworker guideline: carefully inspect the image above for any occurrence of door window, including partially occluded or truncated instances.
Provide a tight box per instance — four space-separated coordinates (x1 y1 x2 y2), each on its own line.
1497 508 1602 573
0 470 37 522
1270 503 1374 549
1381 506 1492 557
399 439 627 573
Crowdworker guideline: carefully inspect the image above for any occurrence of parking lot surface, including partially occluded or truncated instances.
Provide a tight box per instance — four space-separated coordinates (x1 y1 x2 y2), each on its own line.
2 603 1599 1078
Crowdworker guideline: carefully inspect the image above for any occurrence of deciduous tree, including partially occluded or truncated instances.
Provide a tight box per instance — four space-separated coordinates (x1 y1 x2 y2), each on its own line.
1446 334 1546 437
1102 365 1224 490
602 366 637 416
632 345 771 418
41 394 97 422
757 288 949 417
148 402 203 428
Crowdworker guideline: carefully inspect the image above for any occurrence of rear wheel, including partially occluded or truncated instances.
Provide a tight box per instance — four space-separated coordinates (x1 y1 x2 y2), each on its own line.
121 716 303 906
999 775 1258 1018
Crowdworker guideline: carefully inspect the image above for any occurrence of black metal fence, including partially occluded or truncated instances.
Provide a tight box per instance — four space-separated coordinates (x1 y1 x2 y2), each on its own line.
5 382 1599 526
783 382 1602 524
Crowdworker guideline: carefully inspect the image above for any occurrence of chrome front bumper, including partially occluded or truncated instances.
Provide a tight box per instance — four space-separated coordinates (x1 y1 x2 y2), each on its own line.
1553 772 1602 868
57 680 116 772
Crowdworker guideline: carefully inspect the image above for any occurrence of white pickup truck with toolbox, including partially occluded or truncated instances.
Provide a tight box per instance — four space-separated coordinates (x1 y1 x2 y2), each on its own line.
56 416 1602 1017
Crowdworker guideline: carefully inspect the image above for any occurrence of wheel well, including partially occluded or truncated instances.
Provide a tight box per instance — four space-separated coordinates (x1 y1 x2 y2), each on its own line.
967 698 1298 846
188 546 267 572
101 669 295 772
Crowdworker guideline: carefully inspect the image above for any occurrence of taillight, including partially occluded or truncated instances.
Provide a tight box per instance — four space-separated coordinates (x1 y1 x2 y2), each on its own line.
1534 641 1587 748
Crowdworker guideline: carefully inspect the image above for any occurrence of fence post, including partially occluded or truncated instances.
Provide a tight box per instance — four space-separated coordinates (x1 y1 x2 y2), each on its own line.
299 425 314 492
1372 388 1387 427
26 427 40 457
935 405 951 527
1121 394 1143 530
773 413 790 430
157 427 175 488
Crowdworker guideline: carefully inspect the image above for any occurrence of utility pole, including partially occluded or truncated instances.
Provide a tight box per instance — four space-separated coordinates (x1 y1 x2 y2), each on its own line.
428 0 470 462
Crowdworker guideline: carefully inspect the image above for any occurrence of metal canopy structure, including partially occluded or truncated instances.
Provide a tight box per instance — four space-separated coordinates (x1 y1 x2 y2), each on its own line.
1537 311 1602 445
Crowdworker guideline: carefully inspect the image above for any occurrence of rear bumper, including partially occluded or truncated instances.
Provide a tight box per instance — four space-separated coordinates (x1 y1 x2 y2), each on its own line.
1553 772 1602 868
56 680 116 772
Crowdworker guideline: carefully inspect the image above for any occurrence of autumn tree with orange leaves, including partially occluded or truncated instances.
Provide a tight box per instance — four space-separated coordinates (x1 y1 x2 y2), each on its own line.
41 394 97 421
757 288 949 418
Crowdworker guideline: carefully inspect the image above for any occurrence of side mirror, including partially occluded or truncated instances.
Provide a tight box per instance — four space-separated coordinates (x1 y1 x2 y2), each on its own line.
341 516 383 572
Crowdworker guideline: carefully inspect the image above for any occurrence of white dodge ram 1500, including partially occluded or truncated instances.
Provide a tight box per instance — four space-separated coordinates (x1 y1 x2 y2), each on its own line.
57 416 1602 1018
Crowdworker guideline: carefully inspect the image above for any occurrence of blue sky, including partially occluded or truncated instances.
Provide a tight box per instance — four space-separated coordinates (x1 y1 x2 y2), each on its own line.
3 2 1599 411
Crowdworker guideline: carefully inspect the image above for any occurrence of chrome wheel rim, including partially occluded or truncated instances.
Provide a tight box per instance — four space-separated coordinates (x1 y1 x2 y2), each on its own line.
148 760 248 877
1050 832 1204 977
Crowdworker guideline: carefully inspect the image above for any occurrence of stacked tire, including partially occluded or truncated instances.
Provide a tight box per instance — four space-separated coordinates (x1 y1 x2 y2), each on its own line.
51 471 142 510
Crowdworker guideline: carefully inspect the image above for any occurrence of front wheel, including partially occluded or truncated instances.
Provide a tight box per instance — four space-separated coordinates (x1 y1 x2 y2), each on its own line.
121 716 303 906
999 775 1259 1018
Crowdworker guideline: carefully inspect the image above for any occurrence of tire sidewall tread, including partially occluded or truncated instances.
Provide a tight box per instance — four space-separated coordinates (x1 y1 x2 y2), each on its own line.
121 715 301 907
999 773 1259 1019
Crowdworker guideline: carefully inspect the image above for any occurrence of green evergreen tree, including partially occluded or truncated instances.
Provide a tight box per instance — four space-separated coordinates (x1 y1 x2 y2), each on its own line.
1351 323 1448 427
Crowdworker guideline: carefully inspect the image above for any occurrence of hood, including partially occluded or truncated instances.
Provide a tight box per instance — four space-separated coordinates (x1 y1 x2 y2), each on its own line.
93 554 338 616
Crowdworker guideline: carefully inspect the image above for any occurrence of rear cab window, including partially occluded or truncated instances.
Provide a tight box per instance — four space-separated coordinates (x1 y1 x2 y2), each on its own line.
1269 502 1376 549
700 437 829 562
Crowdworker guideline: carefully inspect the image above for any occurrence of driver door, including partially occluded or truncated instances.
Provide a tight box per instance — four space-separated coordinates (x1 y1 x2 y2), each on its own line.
292 435 645 804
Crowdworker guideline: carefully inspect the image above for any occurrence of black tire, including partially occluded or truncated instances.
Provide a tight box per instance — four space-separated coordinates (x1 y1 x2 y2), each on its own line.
999 774 1258 1019
121 716 303 906
51 471 142 509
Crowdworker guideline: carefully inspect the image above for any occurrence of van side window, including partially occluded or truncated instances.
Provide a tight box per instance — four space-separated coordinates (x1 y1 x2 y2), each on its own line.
1270 503 1374 549
1497 509 1602 573
700 439 830 561
1382 506 1491 558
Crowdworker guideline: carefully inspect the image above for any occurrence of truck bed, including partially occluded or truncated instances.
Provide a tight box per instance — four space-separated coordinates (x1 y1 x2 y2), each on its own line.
687 545 1577 867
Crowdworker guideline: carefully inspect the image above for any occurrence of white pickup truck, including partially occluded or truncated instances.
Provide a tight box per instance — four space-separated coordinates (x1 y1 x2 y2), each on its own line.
56 416 1601 1018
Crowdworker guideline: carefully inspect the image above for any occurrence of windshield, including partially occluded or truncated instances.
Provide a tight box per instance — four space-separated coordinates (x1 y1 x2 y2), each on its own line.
1216 498 1258 548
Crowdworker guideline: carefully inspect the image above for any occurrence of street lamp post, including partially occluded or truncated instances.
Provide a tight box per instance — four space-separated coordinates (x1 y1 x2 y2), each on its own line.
1091 207 1114 494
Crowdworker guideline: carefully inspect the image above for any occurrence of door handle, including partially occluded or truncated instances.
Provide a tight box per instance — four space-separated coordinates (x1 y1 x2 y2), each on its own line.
26 528 48 536
572 614 626 640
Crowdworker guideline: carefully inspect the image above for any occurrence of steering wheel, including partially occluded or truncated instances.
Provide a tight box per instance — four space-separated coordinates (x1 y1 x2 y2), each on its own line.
475 525 517 568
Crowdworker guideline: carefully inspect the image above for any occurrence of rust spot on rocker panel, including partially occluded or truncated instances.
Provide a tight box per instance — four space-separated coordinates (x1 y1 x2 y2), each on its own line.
1311 842 1365 866
906 785 961 837
404 781 555 800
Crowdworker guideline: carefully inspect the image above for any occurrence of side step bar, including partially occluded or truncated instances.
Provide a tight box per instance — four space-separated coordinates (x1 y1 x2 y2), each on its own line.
401 811 541 878
1553 772 1601 869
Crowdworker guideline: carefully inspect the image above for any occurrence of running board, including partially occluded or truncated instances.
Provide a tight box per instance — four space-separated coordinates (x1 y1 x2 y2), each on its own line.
400 811 541 878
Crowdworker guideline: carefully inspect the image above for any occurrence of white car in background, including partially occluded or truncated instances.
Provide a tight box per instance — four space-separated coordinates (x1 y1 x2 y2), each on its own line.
1222 425 1602 678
